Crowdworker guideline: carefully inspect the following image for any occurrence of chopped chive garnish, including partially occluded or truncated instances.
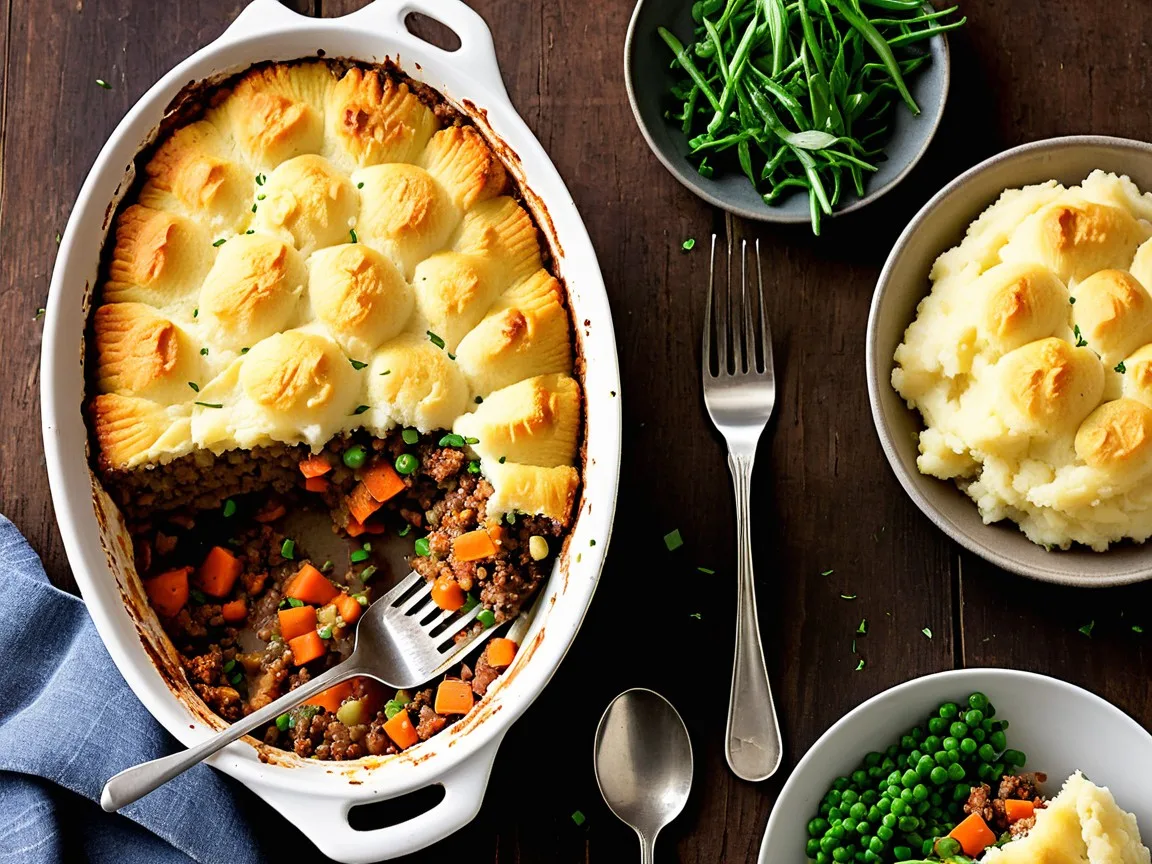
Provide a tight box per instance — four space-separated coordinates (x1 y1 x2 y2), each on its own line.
350 548 370 563
188 382 200 392
223 658 237 674
841 594 857 600
255 173 266 186
281 538 296 559
426 331 445 349
34 307 45 320
212 238 227 247
194 401 223 408
477 609 496 628
200 347 209 356
222 499 237 518
245 229 254 235
414 537 431 556
318 625 333 640
380 369 391 375
663 529 683 551
349 358 367 370
1079 620 1095 637
349 228 358 243
439 433 465 447
193 308 199 317
96 78 111 89
229 671 244 686
856 618 868 636
855 658 866 671
1134 625 1144 634
498 455 507 464
821 569 834 576
287 597 305 608
474 396 484 404
360 565 377 582
398 524 412 537
464 436 479 445
352 405 370 415
1116 361 1127 373
1070 296 1077 304
681 238 696 251
462 593 479 612
251 203 258 213
402 428 419 445
697 566 715 574
689 612 702 619
240 347 249 354
321 560 333 572
257 193 266 201
571 810 586 827
54 233 60 244
447 352 456 360
922 627 933 639
467 460 480 474
357 181 364 189
1073 324 1087 347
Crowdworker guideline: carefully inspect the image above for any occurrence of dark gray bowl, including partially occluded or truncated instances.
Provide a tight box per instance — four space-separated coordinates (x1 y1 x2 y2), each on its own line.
623 0 950 222
867 136 1152 587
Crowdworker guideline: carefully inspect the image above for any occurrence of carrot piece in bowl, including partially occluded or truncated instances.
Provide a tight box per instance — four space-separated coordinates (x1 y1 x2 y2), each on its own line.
486 638 517 669
362 462 406 503
278 605 317 641
284 564 338 606
145 567 191 617
306 680 354 713
949 813 996 857
383 709 419 749
198 546 242 597
288 631 326 666
221 598 248 623
299 454 332 478
434 680 474 715
452 528 497 562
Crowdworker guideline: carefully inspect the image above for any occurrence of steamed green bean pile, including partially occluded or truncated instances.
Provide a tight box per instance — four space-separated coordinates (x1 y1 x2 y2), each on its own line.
659 0 965 233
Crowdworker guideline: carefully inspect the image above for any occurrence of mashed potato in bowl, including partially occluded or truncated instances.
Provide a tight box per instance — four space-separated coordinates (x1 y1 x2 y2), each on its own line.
893 171 1152 551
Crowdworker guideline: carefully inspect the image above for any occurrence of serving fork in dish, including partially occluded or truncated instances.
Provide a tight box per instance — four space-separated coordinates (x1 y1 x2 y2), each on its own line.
101 570 507 812
702 213 783 781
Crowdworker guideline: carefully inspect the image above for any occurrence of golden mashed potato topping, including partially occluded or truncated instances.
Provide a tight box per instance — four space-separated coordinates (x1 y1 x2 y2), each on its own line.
982 772 1149 864
893 171 1152 550
89 60 580 525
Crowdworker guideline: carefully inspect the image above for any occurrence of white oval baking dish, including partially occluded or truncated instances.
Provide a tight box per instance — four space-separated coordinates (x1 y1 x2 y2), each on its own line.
39 2 621 861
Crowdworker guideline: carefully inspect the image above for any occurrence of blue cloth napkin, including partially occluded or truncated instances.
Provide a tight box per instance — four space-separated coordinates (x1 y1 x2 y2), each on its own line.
0 515 267 864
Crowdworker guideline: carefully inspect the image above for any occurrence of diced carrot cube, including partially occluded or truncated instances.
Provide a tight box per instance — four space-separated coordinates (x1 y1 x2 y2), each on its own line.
1004 799 1034 823
362 462 406 503
254 501 287 523
383 709 419 749
198 546 242 598
949 813 997 857
284 564 339 605
299 454 332 478
486 638 517 669
334 592 363 625
278 604 317 640
431 576 465 611
452 529 497 562
145 567 191 617
346 518 386 537
304 475 329 493
305 680 354 713
221 598 248 623
288 631 326 666
434 679 474 715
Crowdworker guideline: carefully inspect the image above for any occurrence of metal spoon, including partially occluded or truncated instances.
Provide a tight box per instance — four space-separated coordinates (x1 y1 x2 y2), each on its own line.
593 688 693 864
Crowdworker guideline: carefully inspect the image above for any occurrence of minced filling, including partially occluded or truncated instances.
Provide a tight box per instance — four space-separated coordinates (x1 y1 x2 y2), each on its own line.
112 428 561 759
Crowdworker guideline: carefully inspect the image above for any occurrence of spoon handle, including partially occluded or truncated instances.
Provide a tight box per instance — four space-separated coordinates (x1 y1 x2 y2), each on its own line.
724 451 783 781
101 658 362 812
637 830 656 864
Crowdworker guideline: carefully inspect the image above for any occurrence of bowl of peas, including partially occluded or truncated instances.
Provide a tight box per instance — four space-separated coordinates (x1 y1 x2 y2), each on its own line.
757 667 1152 863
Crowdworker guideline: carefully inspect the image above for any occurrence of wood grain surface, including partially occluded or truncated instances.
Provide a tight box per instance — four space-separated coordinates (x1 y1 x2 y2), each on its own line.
4 0 1151 861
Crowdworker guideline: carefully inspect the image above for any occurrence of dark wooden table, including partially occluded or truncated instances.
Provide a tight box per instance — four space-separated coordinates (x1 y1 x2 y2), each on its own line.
4 0 1152 861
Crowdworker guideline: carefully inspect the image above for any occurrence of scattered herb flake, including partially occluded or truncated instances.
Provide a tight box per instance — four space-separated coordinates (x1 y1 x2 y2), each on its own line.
193 308 199 318
357 181 364 189
1116 360 1127 374
1079 620 1095 637
681 237 696 251
255 173 266 186
1134 625 1144 634
187 382 200 392
194 400 223 408
222 499 237 518
427 331 445 349
349 358 367 370
840 594 856 601
398 524 412 537
349 228 358 243
1069 296 1077 304
257 193 266 201
251 203 258 213
498 455 506 464
96 78 111 89
821 569 834 576
352 405 370 415
54 233 61 244
664 529 684 551
922 627 933 639
1073 324 1087 347
855 658 866 672
34 307 45 320
689 612 702 619
856 618 868 636
571 810 586 827
467 460 480 474
380 369 390 375
474 396 484 404
200 347 209 356
697 566 715 575
212 238 226 247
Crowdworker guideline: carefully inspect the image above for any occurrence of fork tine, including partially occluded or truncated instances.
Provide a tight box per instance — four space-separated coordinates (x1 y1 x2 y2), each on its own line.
756 237 773 375
726 213 739 374
739 238 751 373
703 234 716 377
380 570 424 605
744 238 757 373
716 231 728 375
400 579 434 613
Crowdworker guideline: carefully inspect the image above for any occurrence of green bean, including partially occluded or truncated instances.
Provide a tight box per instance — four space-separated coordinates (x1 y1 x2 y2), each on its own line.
702 16 730 79
870 6 961 26
887 18 968 47
826 0 918 114
707 9 761 133
763 0 789 76
658 28 722 111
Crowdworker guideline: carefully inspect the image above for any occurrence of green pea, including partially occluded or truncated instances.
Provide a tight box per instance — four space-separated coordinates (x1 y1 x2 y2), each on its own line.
933 750 950 767
989 730 1007 751
893 847 912 861
841 817 857 833
977 743 996 762
964 709 984 726
821 835 839 854
856 820 872 836
941 736 958 751
985 702 997 718
849 802 867 820
960 737 978 755
851 769 868 786
928 716 948 735
938 702 959 719
971 727 986 743
826 790 843 807
881 812 896 828
901 769 918 788
900 735 916 751
342 444 367 468
842 789 859 806
832 849 852 863
937 836 963 858
929 765 948 784
921 735 941 753
809 818 830 837
897 815 919 832
807 839 821 858
949 721 969 738
830 824 846 839
861 790 877 806
868 836 885 854
912 783 929 801
900 788 914 802
816 853 831 864
395 452 419 475
953 784 972 801
947 762 966 782
890 798 908 816
916 756 934 778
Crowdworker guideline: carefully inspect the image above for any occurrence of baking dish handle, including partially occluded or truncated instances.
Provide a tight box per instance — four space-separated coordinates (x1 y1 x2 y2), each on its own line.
346 0 510 102
260 734 503 864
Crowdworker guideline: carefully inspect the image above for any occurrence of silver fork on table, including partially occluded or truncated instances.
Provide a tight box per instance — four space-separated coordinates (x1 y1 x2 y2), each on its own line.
702 214 783 782
101 571 504 811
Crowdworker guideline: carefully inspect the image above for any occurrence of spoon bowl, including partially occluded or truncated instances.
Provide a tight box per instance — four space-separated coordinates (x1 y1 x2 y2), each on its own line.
594 688 693 863
623 0 951 222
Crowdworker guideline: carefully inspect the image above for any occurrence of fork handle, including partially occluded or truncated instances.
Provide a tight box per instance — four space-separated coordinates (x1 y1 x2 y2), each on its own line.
724 451 783 782
100 659 364 812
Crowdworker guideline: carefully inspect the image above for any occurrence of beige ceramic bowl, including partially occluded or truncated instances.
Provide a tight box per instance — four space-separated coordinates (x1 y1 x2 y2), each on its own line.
866 136 1152 587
